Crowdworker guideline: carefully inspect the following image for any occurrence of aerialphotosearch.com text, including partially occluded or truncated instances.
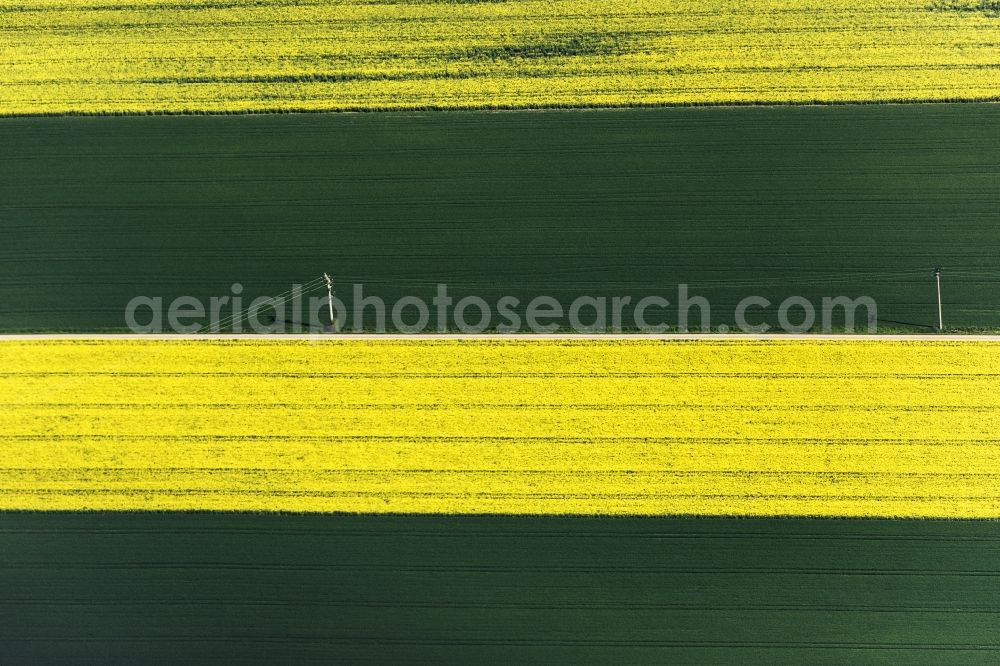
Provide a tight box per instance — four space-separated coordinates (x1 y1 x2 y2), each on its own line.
125 283 878 334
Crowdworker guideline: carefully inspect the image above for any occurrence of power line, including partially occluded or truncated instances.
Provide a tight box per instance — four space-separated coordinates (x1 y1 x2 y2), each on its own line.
205 278 324 333
203 277 327 333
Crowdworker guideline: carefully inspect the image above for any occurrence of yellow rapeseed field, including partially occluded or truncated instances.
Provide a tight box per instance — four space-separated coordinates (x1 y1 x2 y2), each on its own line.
1 339 999 516
2 0 1000 114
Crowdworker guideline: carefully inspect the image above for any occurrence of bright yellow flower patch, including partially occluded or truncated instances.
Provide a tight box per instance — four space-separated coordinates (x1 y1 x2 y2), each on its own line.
2 0 1000 114
1 339 999 516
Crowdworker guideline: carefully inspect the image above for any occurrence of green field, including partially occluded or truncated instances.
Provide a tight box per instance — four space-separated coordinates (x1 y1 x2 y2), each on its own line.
1 104 998 333
2 514 999 664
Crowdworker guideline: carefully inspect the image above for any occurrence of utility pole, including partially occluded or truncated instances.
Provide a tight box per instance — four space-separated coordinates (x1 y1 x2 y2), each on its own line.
934 267 943 332
323 272 337 332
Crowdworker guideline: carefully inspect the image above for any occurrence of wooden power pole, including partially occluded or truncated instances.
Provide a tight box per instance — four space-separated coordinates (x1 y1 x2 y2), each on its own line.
323 273 337 331
934 267 943 332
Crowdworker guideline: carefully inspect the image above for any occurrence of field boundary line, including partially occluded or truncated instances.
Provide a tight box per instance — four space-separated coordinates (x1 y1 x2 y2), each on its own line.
2 334 1000 342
